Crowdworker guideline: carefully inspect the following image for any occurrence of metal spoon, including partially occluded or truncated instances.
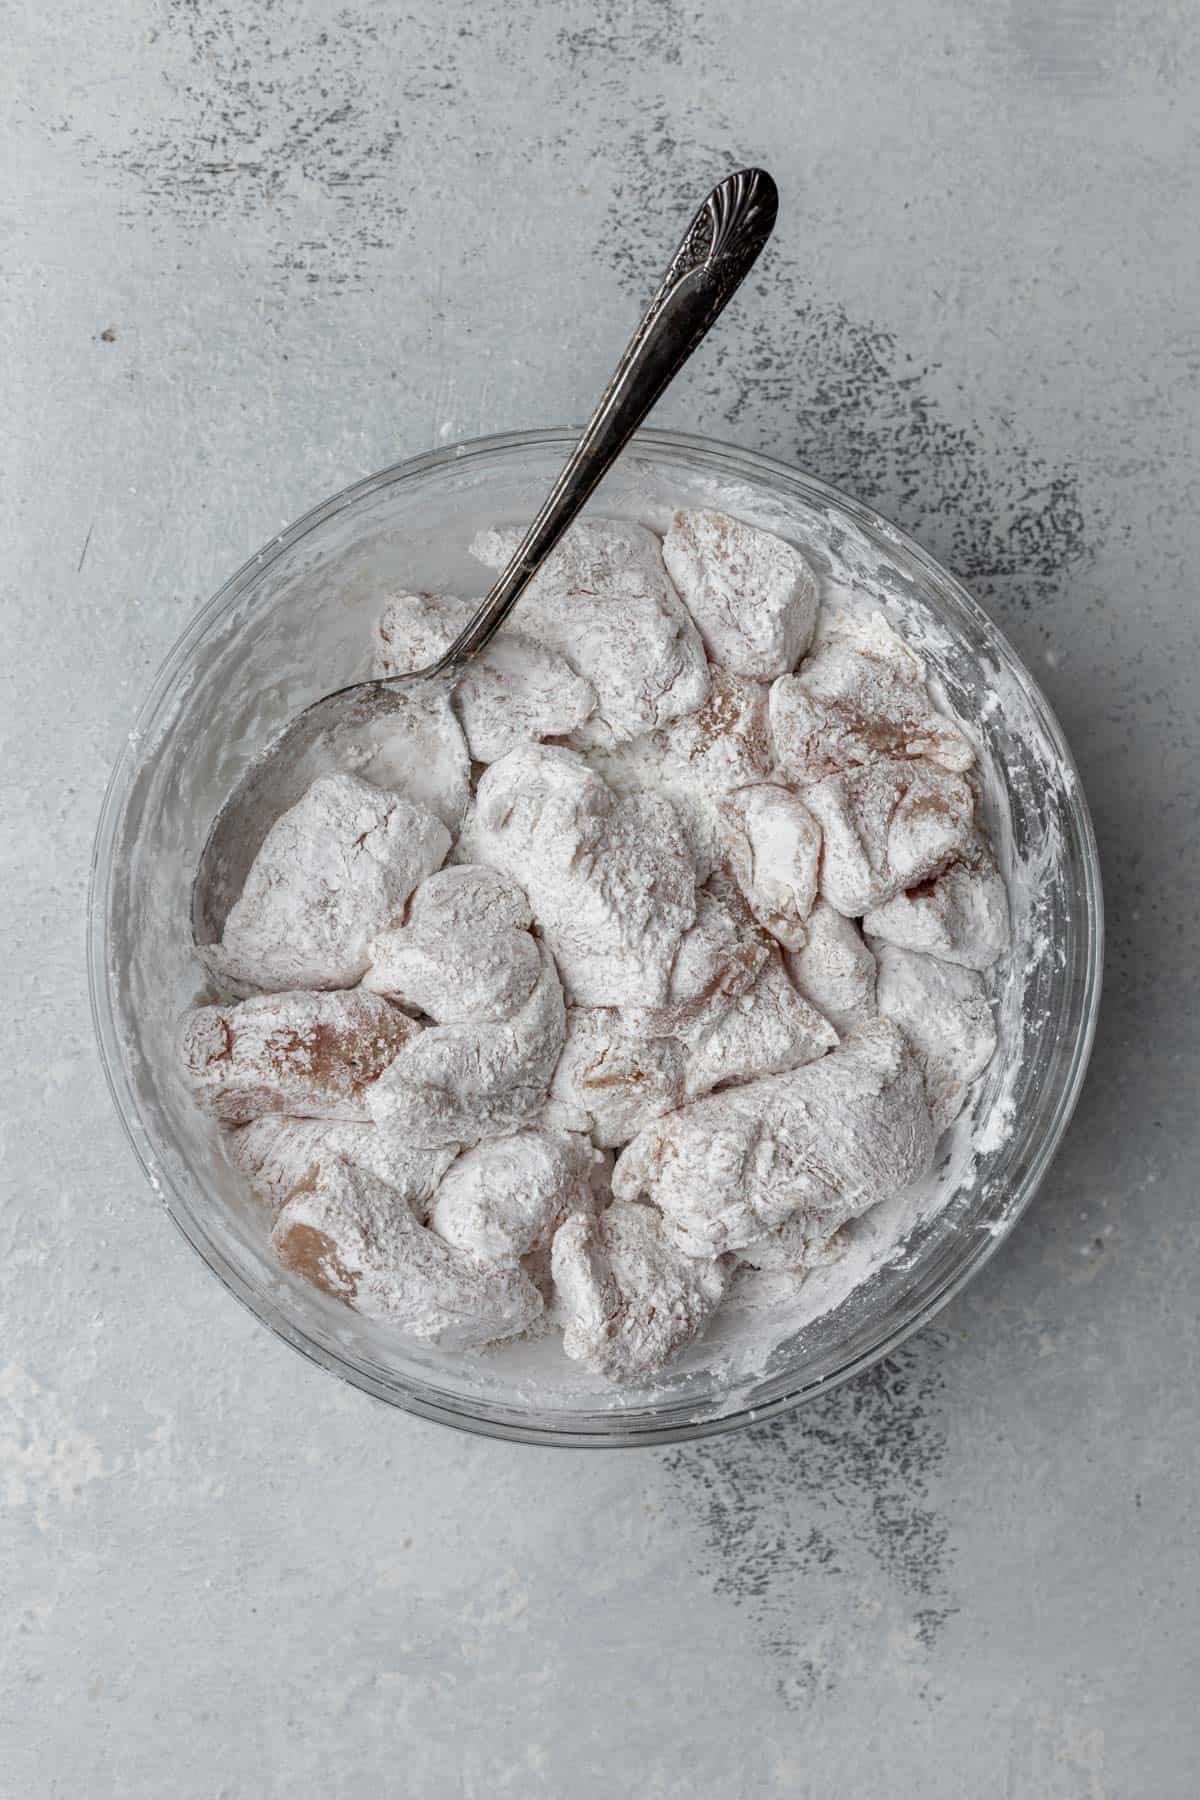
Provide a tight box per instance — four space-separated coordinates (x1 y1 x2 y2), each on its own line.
192 167 778 948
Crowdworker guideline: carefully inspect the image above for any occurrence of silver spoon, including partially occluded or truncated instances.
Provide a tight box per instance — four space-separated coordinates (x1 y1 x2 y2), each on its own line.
192 167 778 948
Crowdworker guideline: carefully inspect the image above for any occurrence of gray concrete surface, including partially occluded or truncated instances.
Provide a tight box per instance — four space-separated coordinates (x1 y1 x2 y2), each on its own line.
4 2 1198 1794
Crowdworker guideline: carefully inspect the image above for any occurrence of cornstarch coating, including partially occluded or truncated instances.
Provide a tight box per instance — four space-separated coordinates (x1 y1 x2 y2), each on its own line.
180 511 1009 1383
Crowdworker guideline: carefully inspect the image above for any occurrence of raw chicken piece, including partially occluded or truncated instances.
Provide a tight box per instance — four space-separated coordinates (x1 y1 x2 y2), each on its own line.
863 847 1010 971
662 508 818 678
680 945 836 1098
180 990 417 1125
462 745 696 1008
550 1201 731 1382
770 608 974 784
872 941 998 1133
624 875 834 1098
548 1008 687 1148
227 1117 457 1214
803 760 976 916
374 591 596 761
470 519 709 747
519 1147 612 1324
364 865 541 1024
273 1160 542 1346
367 941 565 1146
587 667 773 877
429 1129 597 1264
404 861 532 935
785 901 878 1035
632 874 769 1032
342 686 471 833
612 1018 934 1257
201 774 449 994
722 782 822 950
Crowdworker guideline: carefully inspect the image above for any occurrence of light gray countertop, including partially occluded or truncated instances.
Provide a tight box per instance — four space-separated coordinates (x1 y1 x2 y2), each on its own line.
5 3 1198 1794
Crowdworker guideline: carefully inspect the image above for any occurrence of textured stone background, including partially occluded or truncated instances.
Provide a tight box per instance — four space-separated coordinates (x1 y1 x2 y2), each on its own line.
5 2 1198 1794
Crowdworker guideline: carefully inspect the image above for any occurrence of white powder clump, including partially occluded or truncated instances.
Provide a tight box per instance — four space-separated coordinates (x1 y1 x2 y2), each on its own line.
770 607 974 784
786 900 878 1034
227 1116 458 1214
586 666 772 877
871 940 998 1133
612 1018 935 1258
462 745 697 1008
863 846 1010 971
364 865 541 1024
471 519 709 747
550 1200 731 1381
680 943 835 1096
428 1128 597 1264
721 782 822 950
349 687 472 833
734 1215 848 1272
804 760 977 915
367 940 565 1147
201 774 449 994
550 898 834 1146
374 591 596 761
662 508 818 677
548 1009 687 1148
273 1159 542 1346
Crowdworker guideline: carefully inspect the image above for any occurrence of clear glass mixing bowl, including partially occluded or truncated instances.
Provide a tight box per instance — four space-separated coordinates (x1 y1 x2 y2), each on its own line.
88 428 1102 1446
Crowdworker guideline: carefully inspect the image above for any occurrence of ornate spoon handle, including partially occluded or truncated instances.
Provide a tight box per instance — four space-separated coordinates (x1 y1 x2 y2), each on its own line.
423 167 778 673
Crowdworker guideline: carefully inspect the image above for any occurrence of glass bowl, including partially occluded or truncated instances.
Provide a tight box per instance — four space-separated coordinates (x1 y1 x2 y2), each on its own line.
88 427 1102 1447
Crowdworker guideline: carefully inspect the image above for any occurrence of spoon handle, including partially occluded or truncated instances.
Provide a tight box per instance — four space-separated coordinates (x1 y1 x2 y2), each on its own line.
426 167 778 673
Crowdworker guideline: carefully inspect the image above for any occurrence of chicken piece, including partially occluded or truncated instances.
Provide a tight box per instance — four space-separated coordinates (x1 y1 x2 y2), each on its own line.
785 901 878 1035
624 874 834 1098
374 591 596 761
554 887 831 1135
632 874 769 1032
550 1201 731 1382
272 1160 542 1346
180 990 417 1126
225 1116 457 1215
863 847 1010 971
367 941 565 1146
200 775 450 995
337 686 471 833
470 519 709 748
872 941 998 1133
803 760 976 916
364 865 540 1024
462 746 696 1008
662 509 818 678
548 1008 687 1148
770 606 974 785
721 782 822 950
587 668 773 878
519 1146 612 1320
428 1129 597 1264
612 1018 934 1257
681 946 836 1098
405 861 532 935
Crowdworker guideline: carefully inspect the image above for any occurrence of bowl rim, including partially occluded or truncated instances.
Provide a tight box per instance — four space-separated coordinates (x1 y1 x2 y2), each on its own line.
87 424 1104 1448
